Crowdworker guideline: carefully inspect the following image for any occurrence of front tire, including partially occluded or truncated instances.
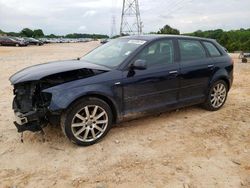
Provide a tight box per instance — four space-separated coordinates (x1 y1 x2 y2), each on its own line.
61 97 113 146
203 80 228 111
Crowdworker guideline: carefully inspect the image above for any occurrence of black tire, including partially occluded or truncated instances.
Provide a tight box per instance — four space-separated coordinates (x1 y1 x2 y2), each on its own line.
203 80 228 111
61 97 113 146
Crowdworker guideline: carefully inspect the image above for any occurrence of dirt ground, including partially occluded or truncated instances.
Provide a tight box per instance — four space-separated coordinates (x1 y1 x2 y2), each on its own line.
0 42 249 188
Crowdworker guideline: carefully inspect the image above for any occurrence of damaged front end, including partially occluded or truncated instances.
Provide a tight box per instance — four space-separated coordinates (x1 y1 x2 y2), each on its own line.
13 82 52 132
10 63 109 133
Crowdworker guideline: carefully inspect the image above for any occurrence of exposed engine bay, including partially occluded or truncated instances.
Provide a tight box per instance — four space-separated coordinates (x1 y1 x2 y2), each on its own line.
12 68 106 133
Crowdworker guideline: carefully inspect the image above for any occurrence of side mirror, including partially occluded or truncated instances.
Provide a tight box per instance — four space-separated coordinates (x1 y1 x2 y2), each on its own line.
132 59 147 70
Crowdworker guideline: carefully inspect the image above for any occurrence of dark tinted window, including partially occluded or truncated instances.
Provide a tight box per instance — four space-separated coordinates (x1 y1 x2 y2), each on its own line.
179 40 206 61
203 41 221 57
136 39 174 67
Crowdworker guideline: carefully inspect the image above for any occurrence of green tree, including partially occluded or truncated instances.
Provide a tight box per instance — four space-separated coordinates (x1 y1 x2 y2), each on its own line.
46 34 58 38
6 32 19 37
33 29 44 38
20 28 34 37
193 30 204 37
185 28 250 52
242 40 250 51
157 25 180 35
65 33 108 39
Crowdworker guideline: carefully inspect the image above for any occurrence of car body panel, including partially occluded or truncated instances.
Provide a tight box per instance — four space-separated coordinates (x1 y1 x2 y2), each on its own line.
121 63 180 118
42 69 123 118
9 60 111 84
179 57 214 102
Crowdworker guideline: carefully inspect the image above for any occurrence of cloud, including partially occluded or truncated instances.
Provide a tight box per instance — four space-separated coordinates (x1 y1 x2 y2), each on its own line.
0 0 249 35
78 25 87 31
82 10 97 17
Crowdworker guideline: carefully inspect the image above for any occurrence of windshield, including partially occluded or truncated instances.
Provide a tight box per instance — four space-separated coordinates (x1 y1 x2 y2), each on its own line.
81 38 147 68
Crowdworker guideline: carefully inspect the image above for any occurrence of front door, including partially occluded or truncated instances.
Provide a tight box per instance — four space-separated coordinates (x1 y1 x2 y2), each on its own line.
122 39 180 116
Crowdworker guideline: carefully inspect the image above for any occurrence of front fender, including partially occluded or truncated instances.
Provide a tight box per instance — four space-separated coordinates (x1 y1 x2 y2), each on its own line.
43 83 121 113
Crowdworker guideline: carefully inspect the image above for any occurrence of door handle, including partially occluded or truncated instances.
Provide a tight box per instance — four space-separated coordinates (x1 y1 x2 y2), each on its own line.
169 70 178 74
208 64 214 68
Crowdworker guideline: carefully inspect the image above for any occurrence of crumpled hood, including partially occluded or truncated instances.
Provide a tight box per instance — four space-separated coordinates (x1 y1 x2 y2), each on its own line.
9 60 110 85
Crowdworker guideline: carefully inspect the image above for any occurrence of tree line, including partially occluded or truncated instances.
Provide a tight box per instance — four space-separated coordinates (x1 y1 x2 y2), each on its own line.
156 25 250 52
0 28 108 39
1 26 249 52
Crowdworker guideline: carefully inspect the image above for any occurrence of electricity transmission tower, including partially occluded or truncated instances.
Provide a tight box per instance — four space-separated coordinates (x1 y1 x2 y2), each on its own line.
120 0 142 36
110 15 117 38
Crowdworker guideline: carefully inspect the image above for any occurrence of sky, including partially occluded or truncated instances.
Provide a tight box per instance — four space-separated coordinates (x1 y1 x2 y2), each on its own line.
0 0 249 35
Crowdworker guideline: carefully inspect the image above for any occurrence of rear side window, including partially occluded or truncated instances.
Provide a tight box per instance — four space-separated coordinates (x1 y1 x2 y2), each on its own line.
179 40 206 61
203 41 221 57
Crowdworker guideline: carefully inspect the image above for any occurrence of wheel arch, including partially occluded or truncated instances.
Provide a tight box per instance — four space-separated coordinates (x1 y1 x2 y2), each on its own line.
65 93 119 123
209 67 232 91
218 77 230 91
210 76 230 91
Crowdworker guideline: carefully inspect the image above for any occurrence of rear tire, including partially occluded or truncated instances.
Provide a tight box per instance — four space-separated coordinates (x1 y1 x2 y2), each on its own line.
203 80 228 111
61 97 113 146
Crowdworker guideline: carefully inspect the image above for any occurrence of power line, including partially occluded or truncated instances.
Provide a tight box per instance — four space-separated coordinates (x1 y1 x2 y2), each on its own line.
161 0 192 18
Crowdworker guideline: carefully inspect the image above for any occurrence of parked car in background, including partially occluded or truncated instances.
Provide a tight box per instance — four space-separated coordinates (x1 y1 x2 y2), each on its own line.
0 36 28 47
243 52 250 58
39 38 51 44
10 35 234 146
238 51 249 63
24 37 43 45
100 38 110 44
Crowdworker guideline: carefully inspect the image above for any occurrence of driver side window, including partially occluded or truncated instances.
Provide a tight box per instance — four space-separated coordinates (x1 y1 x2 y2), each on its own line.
136 39 174 68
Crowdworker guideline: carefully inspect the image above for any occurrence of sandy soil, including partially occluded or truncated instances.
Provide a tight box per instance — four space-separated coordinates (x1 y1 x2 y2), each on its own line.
0 43 249 188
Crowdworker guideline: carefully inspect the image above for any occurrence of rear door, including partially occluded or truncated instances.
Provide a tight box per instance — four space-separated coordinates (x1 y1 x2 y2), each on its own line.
178 39 214 104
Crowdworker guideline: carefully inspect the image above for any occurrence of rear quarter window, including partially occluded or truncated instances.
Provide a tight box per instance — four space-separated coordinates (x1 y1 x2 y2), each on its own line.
203 41 222 57
178 40 206 61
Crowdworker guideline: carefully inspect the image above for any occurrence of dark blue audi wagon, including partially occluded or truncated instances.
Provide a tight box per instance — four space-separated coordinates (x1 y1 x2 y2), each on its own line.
10 35 234 146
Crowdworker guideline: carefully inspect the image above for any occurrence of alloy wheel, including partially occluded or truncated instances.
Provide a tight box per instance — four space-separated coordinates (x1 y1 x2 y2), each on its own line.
210 83 227 108
71 105 108 142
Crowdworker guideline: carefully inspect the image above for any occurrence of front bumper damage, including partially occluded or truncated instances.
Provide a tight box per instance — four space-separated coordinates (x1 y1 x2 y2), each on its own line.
12 82 52 133
14 111 46 132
